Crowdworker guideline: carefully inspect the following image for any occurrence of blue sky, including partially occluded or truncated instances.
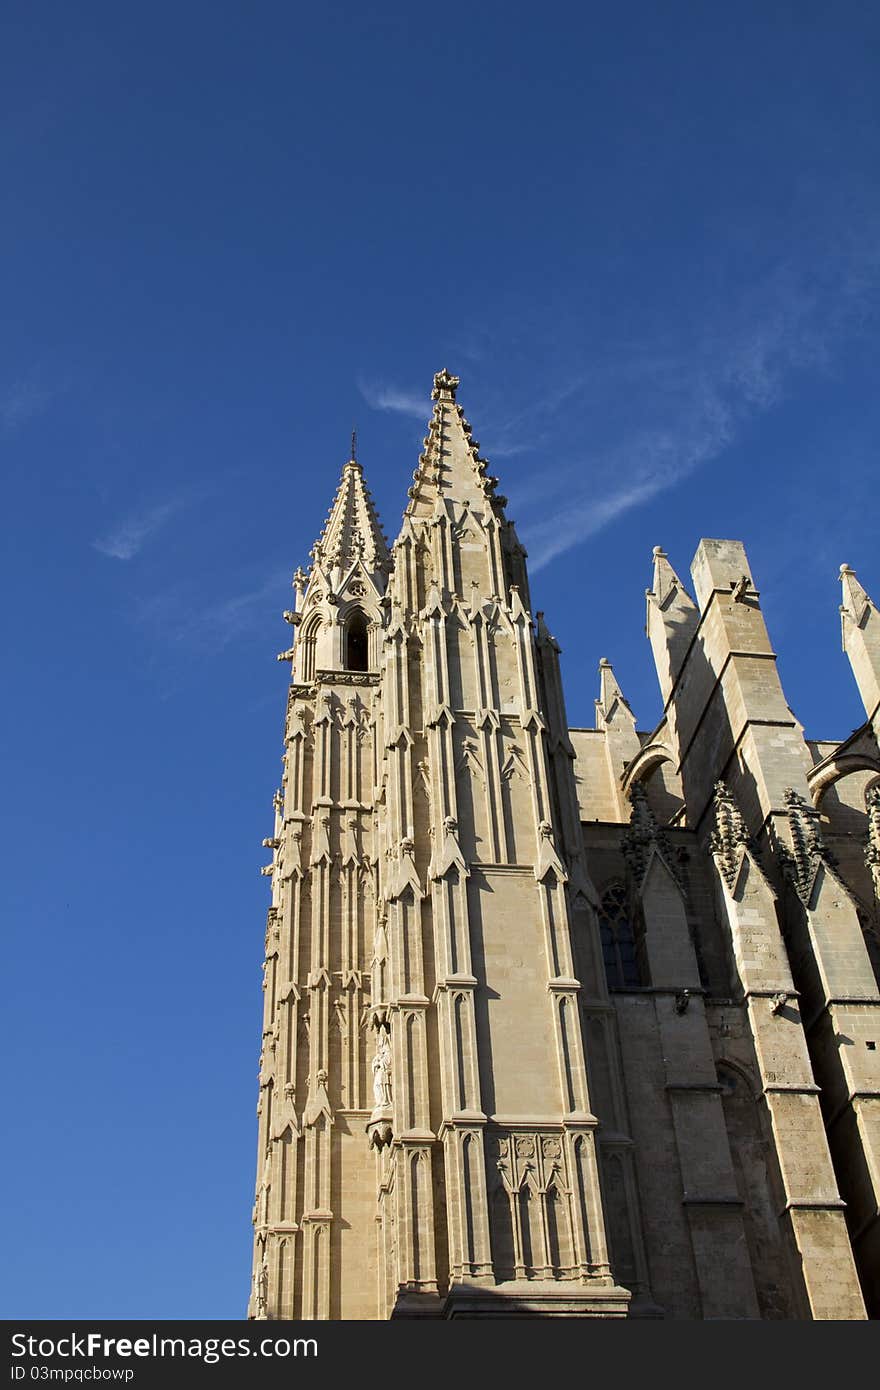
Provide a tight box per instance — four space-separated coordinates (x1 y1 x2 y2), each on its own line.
2 1 879 1318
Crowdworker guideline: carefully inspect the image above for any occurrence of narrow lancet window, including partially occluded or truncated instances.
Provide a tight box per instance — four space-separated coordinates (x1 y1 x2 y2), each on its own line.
599 881 641 988
301 618 320 682
345 609 369 672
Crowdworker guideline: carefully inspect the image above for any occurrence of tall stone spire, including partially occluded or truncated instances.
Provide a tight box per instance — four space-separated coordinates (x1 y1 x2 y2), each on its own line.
393 369 531 611
310 451 390 581
405 369 509 518
281 450 391 683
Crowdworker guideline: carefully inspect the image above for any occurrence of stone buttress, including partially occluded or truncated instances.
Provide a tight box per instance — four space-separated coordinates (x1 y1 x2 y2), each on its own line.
643 540 874 1317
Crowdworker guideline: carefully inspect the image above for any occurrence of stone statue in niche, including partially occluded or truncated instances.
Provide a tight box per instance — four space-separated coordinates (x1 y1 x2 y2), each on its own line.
254 1260 269 1318
371 1030 393 1109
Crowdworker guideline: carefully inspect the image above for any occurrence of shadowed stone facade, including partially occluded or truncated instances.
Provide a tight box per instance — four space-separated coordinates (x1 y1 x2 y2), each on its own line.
249 370 879 1320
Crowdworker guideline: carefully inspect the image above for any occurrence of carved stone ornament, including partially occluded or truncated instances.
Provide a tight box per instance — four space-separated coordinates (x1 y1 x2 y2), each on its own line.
367 1118 393 1151
303 1068 333 1129
623 781 684 892
431 368 460 401
866 784 880 886
709 781 753 887
315 670 378 687
730 574 751 603
534 819 568 884
781 788 838 905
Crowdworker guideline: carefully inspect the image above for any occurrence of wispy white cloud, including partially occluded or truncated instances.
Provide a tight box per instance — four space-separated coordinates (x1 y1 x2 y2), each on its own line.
484 437 536 459
1 379 51 431
357 376 428 420
134 568 290 653
526 393 733 570
93 497 187 560
522 238 880 571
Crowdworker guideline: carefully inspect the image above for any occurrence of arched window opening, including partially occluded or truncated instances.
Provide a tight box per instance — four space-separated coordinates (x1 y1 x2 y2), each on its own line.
599 881 641 988
345 609 369 672
301 619 320 683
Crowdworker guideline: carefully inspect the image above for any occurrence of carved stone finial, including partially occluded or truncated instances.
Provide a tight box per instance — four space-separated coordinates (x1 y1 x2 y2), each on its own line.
622 782 683 890
431 368 460 402
292 567 308 593
781 787 837 904
709 781 753 887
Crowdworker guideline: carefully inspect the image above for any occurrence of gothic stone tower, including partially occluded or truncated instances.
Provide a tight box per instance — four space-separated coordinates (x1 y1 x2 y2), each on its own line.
249 371 879 1320
249 369 633 1319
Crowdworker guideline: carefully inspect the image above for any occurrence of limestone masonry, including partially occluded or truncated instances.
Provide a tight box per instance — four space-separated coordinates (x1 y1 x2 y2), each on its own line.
249 370 880 1319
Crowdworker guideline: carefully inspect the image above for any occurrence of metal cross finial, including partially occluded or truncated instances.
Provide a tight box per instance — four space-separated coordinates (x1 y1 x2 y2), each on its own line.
350 427 357 463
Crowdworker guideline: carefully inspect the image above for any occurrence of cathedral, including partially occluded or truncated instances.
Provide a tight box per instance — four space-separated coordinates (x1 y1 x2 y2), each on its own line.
249 369 880 1320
